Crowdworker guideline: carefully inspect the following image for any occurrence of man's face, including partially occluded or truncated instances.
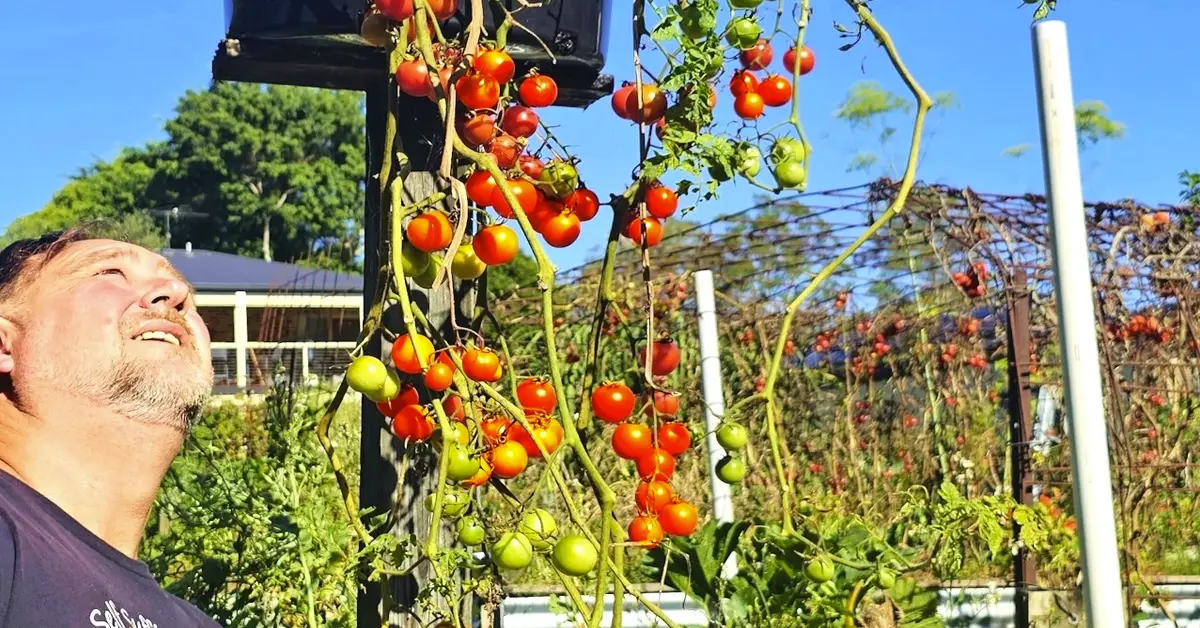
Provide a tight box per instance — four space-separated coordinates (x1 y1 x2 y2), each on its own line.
1 239 213 432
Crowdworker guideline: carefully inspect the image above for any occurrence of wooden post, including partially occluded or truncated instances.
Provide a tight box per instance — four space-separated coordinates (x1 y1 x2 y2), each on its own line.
1006 267 1037 627
359 82 477 628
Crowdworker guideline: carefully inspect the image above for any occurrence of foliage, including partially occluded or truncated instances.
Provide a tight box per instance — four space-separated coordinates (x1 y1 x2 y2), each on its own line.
160 83 366 265
142 387 365 627
4 85 367 270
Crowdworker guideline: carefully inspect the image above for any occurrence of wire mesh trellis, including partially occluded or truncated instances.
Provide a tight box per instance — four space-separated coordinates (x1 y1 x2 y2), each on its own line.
486 177 1200 617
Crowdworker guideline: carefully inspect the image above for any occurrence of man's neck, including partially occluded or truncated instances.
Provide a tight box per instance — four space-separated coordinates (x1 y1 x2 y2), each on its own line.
0 400 182 559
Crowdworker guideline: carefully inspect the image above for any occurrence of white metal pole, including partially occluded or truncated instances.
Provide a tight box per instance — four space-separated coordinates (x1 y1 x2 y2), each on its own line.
1032 20 1125 625
693 270 737 578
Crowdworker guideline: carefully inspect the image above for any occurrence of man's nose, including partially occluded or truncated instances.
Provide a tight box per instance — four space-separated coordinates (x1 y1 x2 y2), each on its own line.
140 277 191 312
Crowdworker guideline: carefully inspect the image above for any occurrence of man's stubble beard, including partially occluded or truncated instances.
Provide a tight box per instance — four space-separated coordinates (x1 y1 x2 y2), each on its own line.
97 354 213 433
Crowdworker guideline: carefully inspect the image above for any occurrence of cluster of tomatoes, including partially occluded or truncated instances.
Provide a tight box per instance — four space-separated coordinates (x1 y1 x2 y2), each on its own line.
951 261 989 299
1110 314 1174 344
590 338 700 546
344 330 612 575
727 42 813 120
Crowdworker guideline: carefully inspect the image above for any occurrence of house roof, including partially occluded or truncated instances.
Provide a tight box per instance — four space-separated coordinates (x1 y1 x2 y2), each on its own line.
160 246 363 294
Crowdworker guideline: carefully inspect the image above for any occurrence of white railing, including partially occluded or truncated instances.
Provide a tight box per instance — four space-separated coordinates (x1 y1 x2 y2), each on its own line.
210 341 357 391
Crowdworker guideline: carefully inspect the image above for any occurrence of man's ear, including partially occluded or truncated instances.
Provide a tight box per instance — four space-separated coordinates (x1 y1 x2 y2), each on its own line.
0 315 16 377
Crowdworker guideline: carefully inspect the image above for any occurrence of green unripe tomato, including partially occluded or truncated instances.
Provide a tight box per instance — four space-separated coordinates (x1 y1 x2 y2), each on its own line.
413 253 442 289
877 566 897 590
806 556 836 583
445 446 481 482
724 18 762 50
770 137 807 164
551 534 599 577
347 356 389 399
729 0 764 8
519 508 558 551
424 488 470 520
716 455 747 484
456 517 486 546
716 422 749 451
773 160 807 190
734 143 762 178
537 161 579 198
679 3 716 39
401 241 432 277
491 532 534 570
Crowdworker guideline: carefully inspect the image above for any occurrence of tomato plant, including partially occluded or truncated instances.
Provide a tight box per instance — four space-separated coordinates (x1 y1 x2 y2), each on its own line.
306 0 1070 624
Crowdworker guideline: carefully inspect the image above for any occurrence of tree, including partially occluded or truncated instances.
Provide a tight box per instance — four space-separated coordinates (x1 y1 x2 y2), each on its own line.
4 84 367 270
159 83 366 266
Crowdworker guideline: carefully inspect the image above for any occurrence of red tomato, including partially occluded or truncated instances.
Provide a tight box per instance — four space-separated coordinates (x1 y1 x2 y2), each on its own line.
487 134 521 169
473 49 515 84
635 447 676 481
519 75 558 107
645 185 678 219
377 384 421 417
375 0 415 21
491 177 539 219
459 113 496 146
641 338 681 376
659 501 698 536
734 92 765 120
628 515 664 548
456 73 501 110
729 70 759 98
465 170 499 207
739 39 773 70
423 361 454 392
540 212 581 248
656 422 691 456
783 45 816 75
624 217 664 246
645 390 680 418
491 441 529 478
612 423 654 460
758 74 792 107
623 84 668 123
611 83 636 119
530 195 563 233
591 382 636 423
518 155 544 178
634 480 675 514
566 188 600 221
425 0 456 20
500 105 539 138
463 347 503 382
396 59 431 98
516 377 558 414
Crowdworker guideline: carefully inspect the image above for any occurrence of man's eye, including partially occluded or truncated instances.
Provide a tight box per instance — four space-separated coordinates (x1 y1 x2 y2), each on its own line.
97 268 126 277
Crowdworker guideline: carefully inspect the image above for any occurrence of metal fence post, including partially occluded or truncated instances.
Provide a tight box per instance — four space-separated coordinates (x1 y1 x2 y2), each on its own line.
1006 268 1037 628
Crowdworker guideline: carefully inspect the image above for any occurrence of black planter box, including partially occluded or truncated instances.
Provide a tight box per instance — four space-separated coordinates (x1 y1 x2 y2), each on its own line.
214 0 613 106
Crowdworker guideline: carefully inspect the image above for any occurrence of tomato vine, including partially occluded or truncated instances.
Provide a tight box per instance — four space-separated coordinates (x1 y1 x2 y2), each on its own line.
310 0 1062 625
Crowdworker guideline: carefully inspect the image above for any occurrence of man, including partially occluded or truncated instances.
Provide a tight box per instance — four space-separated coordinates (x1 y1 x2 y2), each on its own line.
0 227 221 626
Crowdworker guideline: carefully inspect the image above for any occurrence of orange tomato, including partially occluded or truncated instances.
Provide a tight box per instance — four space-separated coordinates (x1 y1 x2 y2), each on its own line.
392 333 435 374
491 441 529 478
463 347 503 382
407 210 454 252
473 225 519 265
540 212 581 248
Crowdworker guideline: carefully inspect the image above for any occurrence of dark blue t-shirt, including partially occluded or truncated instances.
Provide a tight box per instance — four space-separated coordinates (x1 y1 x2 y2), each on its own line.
0 469 220 627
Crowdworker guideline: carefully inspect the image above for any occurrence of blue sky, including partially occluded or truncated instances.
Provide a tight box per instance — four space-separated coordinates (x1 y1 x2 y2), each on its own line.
1 1 1195 272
